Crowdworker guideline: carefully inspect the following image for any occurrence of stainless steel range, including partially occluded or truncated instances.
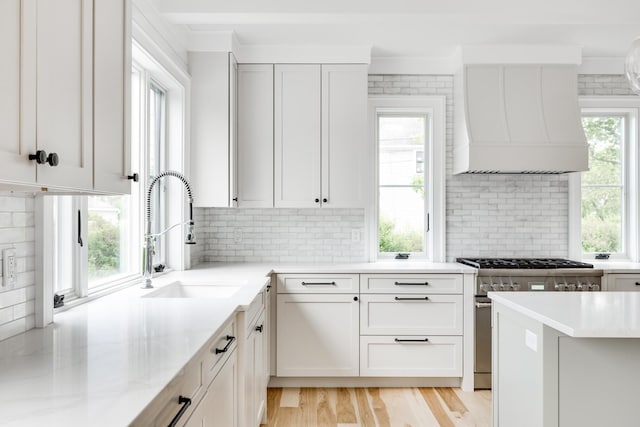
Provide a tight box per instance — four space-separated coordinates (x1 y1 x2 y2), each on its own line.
457 257 604 390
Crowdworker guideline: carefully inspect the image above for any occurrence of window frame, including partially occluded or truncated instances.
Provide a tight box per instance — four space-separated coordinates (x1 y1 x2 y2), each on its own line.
569 97 640 262
368 96 446 262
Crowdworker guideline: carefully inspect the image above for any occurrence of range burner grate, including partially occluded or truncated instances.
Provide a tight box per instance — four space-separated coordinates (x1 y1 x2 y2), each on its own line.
457 258 594 269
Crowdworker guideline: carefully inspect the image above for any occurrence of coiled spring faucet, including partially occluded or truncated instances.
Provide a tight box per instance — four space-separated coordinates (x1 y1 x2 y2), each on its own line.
142 170 195 289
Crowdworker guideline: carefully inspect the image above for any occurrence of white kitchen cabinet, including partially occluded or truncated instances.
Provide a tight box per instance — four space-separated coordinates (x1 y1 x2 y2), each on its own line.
360 335 463 377
273 64 368 208
237 64 274 207
245 310 267 427
0 0 130 193
274 64 322 207
277 293 360 377
360 294 463 336
190 52 237 207
184 348 238 427
93 0 132 194
605 274 640 291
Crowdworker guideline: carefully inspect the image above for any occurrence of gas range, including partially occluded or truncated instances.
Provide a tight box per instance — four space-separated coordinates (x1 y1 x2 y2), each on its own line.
457 257 603 296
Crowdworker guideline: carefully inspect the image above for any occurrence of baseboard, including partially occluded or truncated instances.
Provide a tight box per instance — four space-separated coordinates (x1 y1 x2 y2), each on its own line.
267 376 462 388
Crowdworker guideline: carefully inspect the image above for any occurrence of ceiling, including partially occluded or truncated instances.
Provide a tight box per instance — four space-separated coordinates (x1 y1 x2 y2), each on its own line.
152 0 640 59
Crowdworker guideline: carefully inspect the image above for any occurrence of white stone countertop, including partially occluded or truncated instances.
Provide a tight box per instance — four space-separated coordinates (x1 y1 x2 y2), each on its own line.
0 261 474 427
589 260 640 273
489 291 640 338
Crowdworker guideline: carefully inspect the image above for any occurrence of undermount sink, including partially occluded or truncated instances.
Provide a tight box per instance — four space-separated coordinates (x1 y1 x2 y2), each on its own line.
142 280 245 299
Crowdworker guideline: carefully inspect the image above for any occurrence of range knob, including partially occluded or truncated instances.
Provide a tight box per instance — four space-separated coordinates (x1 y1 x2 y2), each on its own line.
480 283 491 293
491 283 500 291
566 283 576 292
511 283 521 291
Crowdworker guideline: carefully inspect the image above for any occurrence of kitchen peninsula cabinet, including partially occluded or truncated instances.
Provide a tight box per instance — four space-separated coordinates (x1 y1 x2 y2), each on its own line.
0 0 131 193
604 273 640 291
274 64 368 208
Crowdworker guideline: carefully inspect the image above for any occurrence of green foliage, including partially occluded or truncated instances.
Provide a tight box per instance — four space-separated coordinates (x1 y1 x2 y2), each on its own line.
581 117 623 253
379 217 422 253
88 213 119 278
411 174 424 199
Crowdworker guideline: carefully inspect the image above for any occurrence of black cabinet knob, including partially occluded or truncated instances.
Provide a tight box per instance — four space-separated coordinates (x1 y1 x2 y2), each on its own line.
127 173 139 182
255 324 263 333
323 198 328 203
315 198 320 203
353 296 358 301
232 197 238 202
29 150 47 164
46 152 59 167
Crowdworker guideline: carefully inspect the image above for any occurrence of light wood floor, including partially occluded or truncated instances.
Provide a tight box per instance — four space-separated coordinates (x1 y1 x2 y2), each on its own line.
261 387 492 427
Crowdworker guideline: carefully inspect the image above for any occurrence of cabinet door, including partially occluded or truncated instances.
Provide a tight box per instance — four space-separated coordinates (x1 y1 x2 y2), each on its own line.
248 310 267 427
190 52 232 207
274 65 321 207
277 293 359 376
93 0 131 194
321 65 368 208
237 64 273 207
607 274 640 291
184 349 238 427
36 0 93 190
0 0 36 184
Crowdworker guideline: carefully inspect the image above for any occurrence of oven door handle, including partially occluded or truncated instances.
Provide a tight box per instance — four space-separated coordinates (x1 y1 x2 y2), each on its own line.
475 301 492 309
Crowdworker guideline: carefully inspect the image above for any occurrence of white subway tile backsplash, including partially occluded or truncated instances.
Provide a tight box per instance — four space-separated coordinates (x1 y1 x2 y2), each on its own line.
0 192 36 341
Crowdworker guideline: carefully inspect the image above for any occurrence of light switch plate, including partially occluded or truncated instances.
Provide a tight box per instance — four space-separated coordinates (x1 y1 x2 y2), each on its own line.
2 248 17 288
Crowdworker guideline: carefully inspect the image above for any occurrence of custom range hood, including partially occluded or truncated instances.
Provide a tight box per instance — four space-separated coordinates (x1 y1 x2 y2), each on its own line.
453 45 589 174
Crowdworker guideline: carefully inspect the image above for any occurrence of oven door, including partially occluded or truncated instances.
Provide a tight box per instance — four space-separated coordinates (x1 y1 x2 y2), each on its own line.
474 296 492 389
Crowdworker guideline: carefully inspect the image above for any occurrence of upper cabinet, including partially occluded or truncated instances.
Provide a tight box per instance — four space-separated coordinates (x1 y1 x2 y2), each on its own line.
275 64 368 208
0 0 130 193
190 52 237 207
236 64 274 208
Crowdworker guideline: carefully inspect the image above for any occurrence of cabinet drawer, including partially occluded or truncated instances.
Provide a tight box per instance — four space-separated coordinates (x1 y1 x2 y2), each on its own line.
132 359 203 427
360 294 463 336
607 275 640 291
361 274 462 294
276 274 359 293
202 318 237 389
360 336 462 377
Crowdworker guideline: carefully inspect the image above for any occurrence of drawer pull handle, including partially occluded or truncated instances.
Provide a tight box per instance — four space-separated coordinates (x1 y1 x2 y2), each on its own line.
168 395 192 427
266 284 271 292
301 281 337 286
395 338 430 343
394 296 429 301
255 324 264 333
214 335 236 354
636 282 640 286
475 302 492 309
394 281 429 286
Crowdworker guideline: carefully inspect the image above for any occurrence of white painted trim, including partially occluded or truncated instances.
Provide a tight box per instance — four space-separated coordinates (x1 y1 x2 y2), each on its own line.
458 44 582 65
35 195 53 328
268 376 461 388
368 96 447 262
188 30 234 52
233 44 371 64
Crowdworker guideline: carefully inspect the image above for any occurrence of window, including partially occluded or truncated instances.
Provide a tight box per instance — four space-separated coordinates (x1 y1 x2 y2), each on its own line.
571 98 640 261
370 97 446 262
580 115 625 255
47 41 187 305
377 115 428 257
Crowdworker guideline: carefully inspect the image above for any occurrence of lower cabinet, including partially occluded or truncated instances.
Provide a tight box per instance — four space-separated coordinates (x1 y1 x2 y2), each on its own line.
276 293 359 376
245 309 267 427
185 348 238 427
605 274 640 291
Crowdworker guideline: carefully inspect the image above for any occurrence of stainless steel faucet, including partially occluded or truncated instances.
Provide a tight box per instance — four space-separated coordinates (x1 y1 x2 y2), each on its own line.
142 170 195 289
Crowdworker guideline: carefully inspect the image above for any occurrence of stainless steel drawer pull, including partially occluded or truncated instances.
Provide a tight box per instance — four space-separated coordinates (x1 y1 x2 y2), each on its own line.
214 335 236 354
395 338 429 343
168 395 192 427
301 281 337 286
394 281 429 286
394 296 429 301
475 302 492 309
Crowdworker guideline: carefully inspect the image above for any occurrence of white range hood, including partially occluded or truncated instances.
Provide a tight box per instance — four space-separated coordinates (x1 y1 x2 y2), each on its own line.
453 45 589 174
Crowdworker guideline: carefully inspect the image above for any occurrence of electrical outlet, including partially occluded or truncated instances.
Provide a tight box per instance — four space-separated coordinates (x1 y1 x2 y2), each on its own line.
233 228 243 243
351 229 361 242
2 248 17 288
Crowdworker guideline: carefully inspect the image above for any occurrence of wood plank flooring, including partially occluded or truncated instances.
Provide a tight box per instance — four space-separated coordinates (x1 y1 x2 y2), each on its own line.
261 387 492 427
